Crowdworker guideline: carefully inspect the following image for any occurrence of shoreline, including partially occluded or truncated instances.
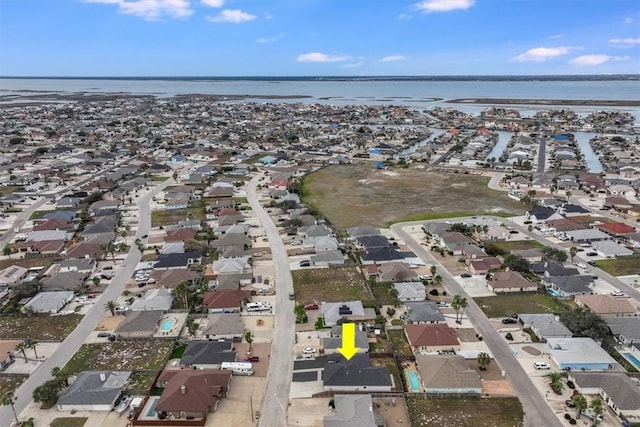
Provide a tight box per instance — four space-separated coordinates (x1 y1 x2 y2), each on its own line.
448 98 640 107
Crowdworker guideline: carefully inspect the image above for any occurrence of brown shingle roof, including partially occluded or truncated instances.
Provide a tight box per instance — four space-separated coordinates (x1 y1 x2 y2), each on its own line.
203 290 252 310
404 324 459 347
156 370 232 413
575 295 638 315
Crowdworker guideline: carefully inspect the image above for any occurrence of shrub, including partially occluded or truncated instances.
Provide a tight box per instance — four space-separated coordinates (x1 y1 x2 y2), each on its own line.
566 381 575 389
569 418 576 425
564 414 571 420
505 332 513 341
429 289 439 296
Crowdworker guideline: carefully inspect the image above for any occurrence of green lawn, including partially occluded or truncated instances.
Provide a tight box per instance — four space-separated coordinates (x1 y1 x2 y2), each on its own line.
126 372 159 394
0 185 24 196
475 293 566 318
292 267 373 304
595 254 640 276
148 175 170 182
50 418 88 427
170 344 186 359
28 210 53 220
406 396 523 427
151 206 205 227
489 240 544 251
370 282 398 305
63 341 174 374
0 315 82 340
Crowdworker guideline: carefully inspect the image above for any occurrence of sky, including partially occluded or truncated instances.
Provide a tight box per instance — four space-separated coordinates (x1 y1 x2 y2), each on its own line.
1 0 640 76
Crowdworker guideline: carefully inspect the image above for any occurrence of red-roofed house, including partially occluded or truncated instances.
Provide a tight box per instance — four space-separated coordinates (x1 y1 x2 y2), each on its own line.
164 229 197 243
596 222 636 237
33 219 75 232
152 369 232 421
404 324 460 354
203 290 252 313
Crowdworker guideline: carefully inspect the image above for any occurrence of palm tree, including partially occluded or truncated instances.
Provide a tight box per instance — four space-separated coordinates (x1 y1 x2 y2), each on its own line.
569 246 578 263
244 331 254 353
174 281 189 309
104 300 116 316
430 265 437 277
458 296 468 322
106 242 116 263
590 398 604 425
572 393 588 419
434 275 442 286
26 339 39 360
15 341 28 362
476 352 491 371
1 390 19 425
546 372 564 394
451 295 463 323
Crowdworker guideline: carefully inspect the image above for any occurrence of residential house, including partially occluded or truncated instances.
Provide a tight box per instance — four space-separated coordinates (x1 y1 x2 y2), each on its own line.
179 341 237 369
488 271 538 294
58 258 96 274
164 229 197 243
360 246 410 265
322 354 393 392
574 294 638 318
403 302 445 324
114 310 164 340
323 325 369 355
591 240 634 258
323 394 382 427
0 266 28 287
543 275 593 298
527 206 564 223
202 290 252 313
532 261 579 277
517 314 573 340
437 231 470 255
202 313 245 341
547 338 618 371
393 282 426 302
150 269 197 288
23 291 74 314
415 355 482 395
404 324 460 355
41 271 88 292
510 248 544 263
129 289 174 312
154 252 202 269
57 371 132 412
154 370 232 420
564 229 611 244
570 372 640 420
365 262 418 282
468 257 502 275
311 250 345 267
605 317 640 345
322 301 366 326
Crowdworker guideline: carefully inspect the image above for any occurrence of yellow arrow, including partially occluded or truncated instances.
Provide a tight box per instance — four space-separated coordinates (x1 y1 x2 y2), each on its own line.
337 322 360 360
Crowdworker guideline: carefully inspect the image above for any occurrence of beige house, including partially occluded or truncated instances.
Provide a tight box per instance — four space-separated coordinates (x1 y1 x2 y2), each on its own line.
574 295 639 318
488 271 538 294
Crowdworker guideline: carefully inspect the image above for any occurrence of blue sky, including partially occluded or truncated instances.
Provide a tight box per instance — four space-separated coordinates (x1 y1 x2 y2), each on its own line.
2 0 639 76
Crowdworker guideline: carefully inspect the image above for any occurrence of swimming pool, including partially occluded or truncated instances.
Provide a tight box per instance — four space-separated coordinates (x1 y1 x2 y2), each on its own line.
146 397 159 417
547 288 561 298
622 353 640 370
160 318 174 332
407 370 421 393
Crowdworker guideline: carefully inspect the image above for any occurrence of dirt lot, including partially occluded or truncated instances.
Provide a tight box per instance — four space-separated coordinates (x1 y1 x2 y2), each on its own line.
0 315 82 340
95 315 125 331
302 165 524 229
406 396 523 427
292 267 373 304
63 341 174 374
0 374 27 396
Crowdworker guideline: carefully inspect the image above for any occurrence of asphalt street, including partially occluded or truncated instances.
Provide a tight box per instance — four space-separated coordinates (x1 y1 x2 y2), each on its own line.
247 174 295 427
0 178 172 427
391 222 563 427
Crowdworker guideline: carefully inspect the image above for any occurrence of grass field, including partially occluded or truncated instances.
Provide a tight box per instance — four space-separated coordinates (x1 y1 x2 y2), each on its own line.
302 165 524 229
0 375 27 396
0 185 24 196
387 329 413 356
370 282 398 305
406 396 523 427
292 267 373 304
595 254 640 276
0 256 56 271
489 240 544 251
63 341 174 374
0 315 82 340
126 372 159 394
151 206 205 227
50 418 88 427
475 293 565 318
28 210 53 220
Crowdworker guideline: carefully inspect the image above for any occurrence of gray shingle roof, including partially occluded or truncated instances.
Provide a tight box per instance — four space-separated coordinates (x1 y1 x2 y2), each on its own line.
57 371 131 406
404 302 445 323
571 372 640 411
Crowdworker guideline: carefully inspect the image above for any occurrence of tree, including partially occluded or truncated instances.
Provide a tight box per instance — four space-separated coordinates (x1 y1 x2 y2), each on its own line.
92 276 101 287
476 352 491 371
3 246 12 258
503 254 531 273
104 300 117 316
546 372 564 394
25 339 39 360
430 265 436 277
572 393 588 419
244 331 254 352
173 281 189 309
32 379 61 404
15 341 28 362
451 295 467 323
569 246 578 262
559 308 610 342
107 241 117 263
51 366 69 387
1 390 19 425
590 398 604 425
434 275 442 286
541 246 568 263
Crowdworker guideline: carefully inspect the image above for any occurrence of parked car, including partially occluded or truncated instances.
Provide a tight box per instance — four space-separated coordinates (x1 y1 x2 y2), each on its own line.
289 292 295 300
303 347 316 354
244 356 260 362
97 332 111 338
534 361 550 370
461 273 472 278
299 260 311 267
304 303 319 310
502 318 518 324
611 290 625 297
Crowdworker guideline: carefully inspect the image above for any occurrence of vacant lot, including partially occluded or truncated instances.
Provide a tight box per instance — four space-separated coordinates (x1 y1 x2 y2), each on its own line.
0 315 82 340
0 185 23 196
387 329 413 356
302 165 524 229
63 341 174 374
151 206 204 227
475 293 565 318
126 372 158 394
370 282 399 305
596 254 640 276
50 418 88 427
0 375 27 396
292 267 373 304
0 256 56 271
489 240 544 252
406 396 523 427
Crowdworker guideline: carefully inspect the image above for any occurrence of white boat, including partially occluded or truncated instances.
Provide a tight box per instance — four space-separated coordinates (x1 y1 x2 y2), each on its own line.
117 396 132 414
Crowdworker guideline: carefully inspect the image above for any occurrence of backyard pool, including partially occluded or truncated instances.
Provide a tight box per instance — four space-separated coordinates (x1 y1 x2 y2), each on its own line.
547 288 561 298
147 397 159 417
407 370 421 393
160 318 175 332
622 353 640 370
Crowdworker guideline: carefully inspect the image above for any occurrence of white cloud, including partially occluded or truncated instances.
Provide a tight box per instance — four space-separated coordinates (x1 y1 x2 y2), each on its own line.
201 0 223 7
381 55 406 62
569 55 613 66
257 34 283 43
206 9 256 23
83 0 193 20
398 13 412 19
414 0 474 13
548 33 564 39
609 37 640 46
341 62 363 69
296 52 349 63
624 17 633 24
512 47 570 62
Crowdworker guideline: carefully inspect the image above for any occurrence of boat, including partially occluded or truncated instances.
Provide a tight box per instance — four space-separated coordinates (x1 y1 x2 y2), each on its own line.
117 396 132 414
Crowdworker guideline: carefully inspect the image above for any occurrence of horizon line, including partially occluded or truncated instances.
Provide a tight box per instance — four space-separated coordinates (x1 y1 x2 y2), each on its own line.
2 74 639 79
